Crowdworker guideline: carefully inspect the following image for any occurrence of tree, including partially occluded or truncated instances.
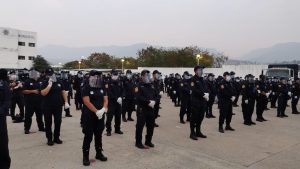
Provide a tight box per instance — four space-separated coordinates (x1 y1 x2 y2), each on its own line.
33 55 50 71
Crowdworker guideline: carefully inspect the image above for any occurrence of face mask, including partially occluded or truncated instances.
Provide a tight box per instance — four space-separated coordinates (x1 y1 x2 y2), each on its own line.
249 78 255 83
225 76 231 82
29 70 40 80
231 75 235 79
184 74 190 80
282 80 287 85
89 76 101 88
111 75 119 81
208 76 213 81
49 74 57 82
196 69 203 77
62 74 68 80
126 74 132 79
77 74 83 78
236 79 240 82
288 81 292 85
143 74 151 84
9 74 18 81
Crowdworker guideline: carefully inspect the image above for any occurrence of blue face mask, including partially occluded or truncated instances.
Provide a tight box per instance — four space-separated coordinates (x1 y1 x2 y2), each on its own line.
144 74 151 83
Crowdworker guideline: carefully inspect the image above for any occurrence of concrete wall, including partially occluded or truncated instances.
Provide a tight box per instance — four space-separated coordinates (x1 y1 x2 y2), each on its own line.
135 64 268 78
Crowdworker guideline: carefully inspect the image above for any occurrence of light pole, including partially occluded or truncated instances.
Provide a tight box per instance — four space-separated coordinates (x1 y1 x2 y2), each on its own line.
121 58 125 73
58 62 62 71
78 60 81 69
196 54 203 66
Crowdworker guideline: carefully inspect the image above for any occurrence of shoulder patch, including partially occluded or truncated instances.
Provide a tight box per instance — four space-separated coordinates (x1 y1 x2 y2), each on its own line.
105 84 109 89
180 83 183 87
242 85 245 88
191 82 194 87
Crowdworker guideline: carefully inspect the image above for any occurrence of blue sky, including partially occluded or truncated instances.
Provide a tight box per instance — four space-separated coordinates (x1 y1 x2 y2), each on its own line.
1 0 299 58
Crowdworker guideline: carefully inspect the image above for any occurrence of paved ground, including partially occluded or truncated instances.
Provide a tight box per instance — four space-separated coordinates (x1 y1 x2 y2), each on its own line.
7 94 300 169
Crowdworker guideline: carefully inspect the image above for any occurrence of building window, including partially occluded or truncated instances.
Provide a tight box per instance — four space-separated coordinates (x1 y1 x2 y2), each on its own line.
18 41 25 46
28 56 35 60
18 56 25 60
29 43 35 47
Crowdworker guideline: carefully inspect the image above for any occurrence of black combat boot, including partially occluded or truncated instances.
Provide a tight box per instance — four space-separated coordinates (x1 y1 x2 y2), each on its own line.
83 150 90 166
96 149 107 161
219 125 224 133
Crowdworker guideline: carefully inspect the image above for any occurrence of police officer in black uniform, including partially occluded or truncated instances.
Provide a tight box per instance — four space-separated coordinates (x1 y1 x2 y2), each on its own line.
135 70 159 149
23 68 45 134
73 71 84 110
122 70 136 122
41 68 70 146
81 70 108 166
277 77 290 118
9 71 25 122
189 66 208 140
206 73 217 118
218 72 235 133
291 78 300 114
241 74 257 126
179 71 191 123
61 71 72 117
256 75 270 122
0 69 11 169
106 70 123 136
152 70 163 127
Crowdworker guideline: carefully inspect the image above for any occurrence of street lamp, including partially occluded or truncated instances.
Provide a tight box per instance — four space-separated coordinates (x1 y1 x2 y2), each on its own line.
196 54 203 66
121 58 125 73
78 60 81 69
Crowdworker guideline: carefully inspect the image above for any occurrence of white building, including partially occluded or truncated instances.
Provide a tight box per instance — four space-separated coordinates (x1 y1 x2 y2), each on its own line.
0 27 37 69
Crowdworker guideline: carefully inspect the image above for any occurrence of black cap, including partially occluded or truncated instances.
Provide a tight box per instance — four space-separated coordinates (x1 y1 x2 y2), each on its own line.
141 70 150 76
183 71 189 75
111 69 118 76
194 65 205 72
89 70 102 76
126 70 132 74
223 72 230 76
208 73 214 77
45 68 54 75
230 71 235 75
153 70 159 75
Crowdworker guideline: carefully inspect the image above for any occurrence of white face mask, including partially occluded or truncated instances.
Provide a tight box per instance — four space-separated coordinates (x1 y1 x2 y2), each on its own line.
9 74 18 81
184 74 190 80
208 76 213 81
111 75 118 81
225 76 231 82
236 79 240 82
49 74 57 82
126 74 132 79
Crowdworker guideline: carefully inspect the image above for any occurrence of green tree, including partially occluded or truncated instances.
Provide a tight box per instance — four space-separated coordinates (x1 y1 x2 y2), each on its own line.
33 55 50 71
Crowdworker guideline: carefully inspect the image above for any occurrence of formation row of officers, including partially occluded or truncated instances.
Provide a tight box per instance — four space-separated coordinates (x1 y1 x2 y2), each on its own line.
0 65 299 168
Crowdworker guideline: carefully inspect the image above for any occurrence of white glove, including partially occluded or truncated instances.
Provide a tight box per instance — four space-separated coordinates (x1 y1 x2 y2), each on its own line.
295 96 298 99
272 92 275 95
288 92 292 96
231 96 236 102
48 79 53 88
148 100 156 108
245 100 249 104
257 90 261 94
159 91 163 96
266 93 270 98
117 97 122 105
203 93 209 101
96 108 106 119
173 91 176 94
64 102 70 109
189 90 192 95
170 87 172 89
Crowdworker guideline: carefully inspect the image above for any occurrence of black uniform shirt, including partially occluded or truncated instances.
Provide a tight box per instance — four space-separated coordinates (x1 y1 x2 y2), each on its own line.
41 80 65 107
82 85 107 110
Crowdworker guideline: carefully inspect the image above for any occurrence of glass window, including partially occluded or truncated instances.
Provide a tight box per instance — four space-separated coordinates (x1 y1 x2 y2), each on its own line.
29 43 35 47
18 56 25 60
28 56 35 60
18 41 25 46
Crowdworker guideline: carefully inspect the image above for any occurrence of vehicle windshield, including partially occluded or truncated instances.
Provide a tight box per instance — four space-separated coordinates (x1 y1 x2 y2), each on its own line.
266 69 289 78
